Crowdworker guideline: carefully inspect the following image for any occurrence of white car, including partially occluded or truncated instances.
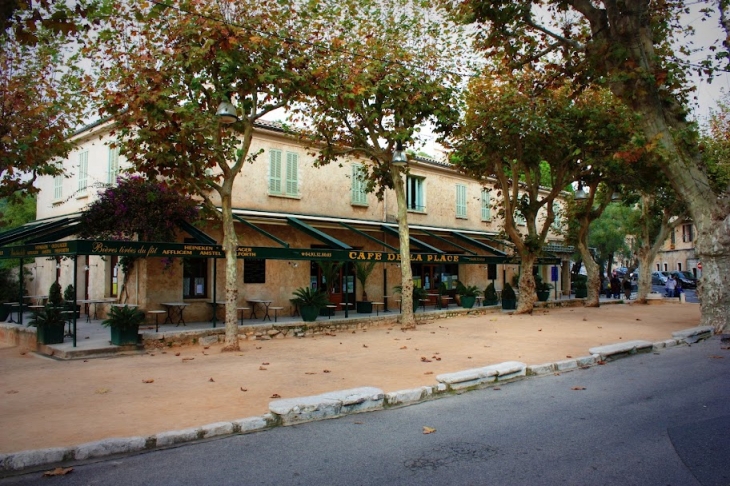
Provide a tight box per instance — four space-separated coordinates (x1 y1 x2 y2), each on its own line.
651 271 669 285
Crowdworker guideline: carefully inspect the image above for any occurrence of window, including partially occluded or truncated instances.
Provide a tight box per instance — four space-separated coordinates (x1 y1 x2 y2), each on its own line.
677 263 682 271
481 189 491 221
670 228 676 245
514 211 526 226
108 147 120 184
269 149 299 197
552 202 561 229
663 263 668 272
406 176 425 211
243 258 266 284
682 224 693 243
351 164 368 205
183 240 208 298
656 263 660 271
77 151 88 196
456 184 467 219
53 173 63 201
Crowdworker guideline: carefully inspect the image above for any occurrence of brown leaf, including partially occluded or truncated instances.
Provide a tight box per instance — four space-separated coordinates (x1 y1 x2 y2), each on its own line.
203 346 210 349
43 467 73 477
175 352 181 356
270 393 281 398
566 355 572 358
493 387 501 391
182 357 194 361
305 372 316 375
571 386 586 391
262 362 270 365
400 346 408 349
209 377 215 382
422 426 436 434
255 346 262 349
421 357 432 362
424 371 433 375
323 369 331 373
538 329 542 332
259 366 267 370
362 344 368 348
240 387 247 392
142 379 154 383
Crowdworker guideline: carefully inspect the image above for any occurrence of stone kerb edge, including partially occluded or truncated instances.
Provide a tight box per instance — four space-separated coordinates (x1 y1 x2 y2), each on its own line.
268 387 384 425
436 361 527 391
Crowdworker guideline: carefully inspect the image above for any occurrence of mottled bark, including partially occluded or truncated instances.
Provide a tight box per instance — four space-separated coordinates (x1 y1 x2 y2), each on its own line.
220 191 240 352
392 168 416 329
516 254 537 314
577 240 601 307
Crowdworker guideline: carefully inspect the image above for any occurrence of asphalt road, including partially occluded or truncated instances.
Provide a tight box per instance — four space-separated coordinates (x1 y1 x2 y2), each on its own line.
3 337 728 486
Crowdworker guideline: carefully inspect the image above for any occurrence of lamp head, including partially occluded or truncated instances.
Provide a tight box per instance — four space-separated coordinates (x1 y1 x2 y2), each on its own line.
391 140 408 166
216 100 239 124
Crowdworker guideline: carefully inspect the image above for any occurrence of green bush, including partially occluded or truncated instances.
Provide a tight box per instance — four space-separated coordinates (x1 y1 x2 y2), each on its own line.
292 287 330 308
102 305 145 331
484 283 498 302
502 283 517 300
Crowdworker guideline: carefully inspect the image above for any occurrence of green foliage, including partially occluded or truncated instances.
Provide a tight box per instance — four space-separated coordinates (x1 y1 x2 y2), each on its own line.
484 282 498 301
535 275 553 291
459 285 482 297
0 268 18 303
291 287 330 308
354 261 377 301
48 281 63 307
573 275 588 290
63 284 75 303
28 305 65 328
101 305 145 331
501 282 516 300
317 261 343 294
0 194 37 269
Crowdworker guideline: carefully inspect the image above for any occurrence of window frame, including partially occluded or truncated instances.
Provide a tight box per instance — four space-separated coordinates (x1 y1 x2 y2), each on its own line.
455 183 467 219
77 150 89 197
108 146 120 185
480 189 491 221
406 175 426 212
351 163 368 206
269 149 299 197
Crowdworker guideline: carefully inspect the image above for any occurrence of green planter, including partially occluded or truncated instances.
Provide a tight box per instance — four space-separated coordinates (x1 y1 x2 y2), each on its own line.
37 324 64 345
110 326 139 346
501 299 517 310
461 296 476 309
575 288 588 298
536 290 550 302
301 305 319 322
0 304 9 322
356 301 373 314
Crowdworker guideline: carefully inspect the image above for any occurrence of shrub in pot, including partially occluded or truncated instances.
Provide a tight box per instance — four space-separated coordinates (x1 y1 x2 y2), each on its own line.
459 285 481 309
63 284 81 318
102 305 145 345
501 283 517 310
292 287 330 322
355 261 376 314
483 283 499 306
28 306 65 344
574 277 588 298
535 276 552 302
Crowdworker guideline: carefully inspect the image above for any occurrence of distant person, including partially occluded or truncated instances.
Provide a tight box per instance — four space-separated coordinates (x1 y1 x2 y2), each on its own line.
610 275 621 299
665 275 676 297
623 278 632 300
675 279 682 298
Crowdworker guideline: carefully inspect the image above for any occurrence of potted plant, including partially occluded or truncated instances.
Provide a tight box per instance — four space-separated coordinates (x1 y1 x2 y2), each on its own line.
574 276 588 298
48 281 63 308
63 284 81 318
0 268 17 322
459 284 482 309
354 261 377 314
501 283 517 310
102 305 145 345
437 281 450 309
483 282 499 306
292 287 330 322
28 305 66 344
535 276 552 302
394 285 429 312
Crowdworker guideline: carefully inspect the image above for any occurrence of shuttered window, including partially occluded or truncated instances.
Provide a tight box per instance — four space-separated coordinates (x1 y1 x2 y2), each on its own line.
456 184 467 218
77 151 88 195
481 189 491 221
351 164 368 205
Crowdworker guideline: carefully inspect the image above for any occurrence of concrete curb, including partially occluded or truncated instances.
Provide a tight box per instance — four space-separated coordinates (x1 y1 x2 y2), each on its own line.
0 326 713 476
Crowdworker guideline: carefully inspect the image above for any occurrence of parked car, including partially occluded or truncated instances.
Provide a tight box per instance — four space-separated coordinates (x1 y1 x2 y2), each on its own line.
651 271 669 285
669 271 698 289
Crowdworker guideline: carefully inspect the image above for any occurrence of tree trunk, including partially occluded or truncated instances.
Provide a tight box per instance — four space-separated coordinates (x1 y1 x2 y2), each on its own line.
635 249 654 304
220 192 240 352
392 168 416 329
694 215 730 333
516 254 537 314
577 240 600 307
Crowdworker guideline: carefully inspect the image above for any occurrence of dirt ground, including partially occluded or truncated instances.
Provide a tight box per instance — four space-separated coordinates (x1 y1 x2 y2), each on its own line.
0 302 702 454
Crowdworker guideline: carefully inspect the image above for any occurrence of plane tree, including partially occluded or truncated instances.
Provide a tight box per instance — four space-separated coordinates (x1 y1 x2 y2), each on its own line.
296 0 465 329
87 0 324 350
447 0 730 332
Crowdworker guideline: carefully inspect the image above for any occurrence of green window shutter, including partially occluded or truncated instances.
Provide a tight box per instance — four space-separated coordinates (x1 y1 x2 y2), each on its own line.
481 189 491 221
78 151 88 194
269 149 282 194
456 184 467 218
286 152 298 195
351 164 367 205
54 173 63 200
108 147 119 184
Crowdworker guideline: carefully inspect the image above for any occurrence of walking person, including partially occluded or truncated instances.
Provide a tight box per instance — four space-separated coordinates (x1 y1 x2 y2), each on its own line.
610 274 621 299
622 278 632 300
665 275 676 297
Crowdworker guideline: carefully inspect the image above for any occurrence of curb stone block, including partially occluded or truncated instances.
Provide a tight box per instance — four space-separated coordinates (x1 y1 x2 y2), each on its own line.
672 326 713 342
588 340 653 360
385 386 432 406
437 361 526 389
269 396 342 425
155 427 200 448
576 355 597 367
527 363 555 375
232 416 269 433
201 421 234 439
199 335 218 346
555 359 578 372
494 361 527 381
74 437 147 461
1 447 70 473
320 387 384 414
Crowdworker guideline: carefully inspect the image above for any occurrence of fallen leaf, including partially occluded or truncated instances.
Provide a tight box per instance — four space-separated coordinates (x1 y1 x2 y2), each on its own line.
209 377 215 382
422 426 436 434
256 346 262 350
259 366 267 370
362 344 368 348
421 357 432 362
424 371 433 375
582 318 587 321
400 346 408 349
430 331 435 334
493 387 501 391
468 356 472 359
636 318 641 321
323 369 331 373
95 388 110 394
43 467 73 477
182 357 194 361
571 386 586 391
538 329 542 332
204 346 210 349
142 379 154 383
175 352 181 356
240 387 247 392
270 393 281 398
354 421 363 424
566 355 573 358
597 360 606 365
433 356 442 361
262 362 270 365
6 390 18 394
597 326 602 329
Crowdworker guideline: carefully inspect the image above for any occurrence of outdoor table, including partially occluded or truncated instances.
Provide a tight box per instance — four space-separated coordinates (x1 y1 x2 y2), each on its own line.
161 302 189 326
371 302 384 316
83 299 112 321
5 303 20 323
382 295 392 312
147 310 167 332
247 299 273 321
207 301 223 327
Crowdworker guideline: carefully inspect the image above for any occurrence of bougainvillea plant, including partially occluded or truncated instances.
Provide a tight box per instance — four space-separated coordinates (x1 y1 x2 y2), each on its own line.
78 176 199 242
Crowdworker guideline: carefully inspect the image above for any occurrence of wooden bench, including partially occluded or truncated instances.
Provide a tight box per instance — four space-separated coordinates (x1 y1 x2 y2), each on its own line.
147 310 167 332
236 307 250 326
